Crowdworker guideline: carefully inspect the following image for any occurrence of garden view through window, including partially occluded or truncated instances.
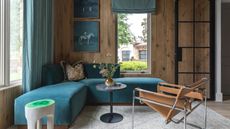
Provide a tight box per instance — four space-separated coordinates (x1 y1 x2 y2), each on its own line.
10 0 23 82
117 13 150 73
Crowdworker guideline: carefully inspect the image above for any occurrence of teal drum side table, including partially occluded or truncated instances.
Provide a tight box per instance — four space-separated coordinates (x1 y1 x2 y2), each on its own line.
25 99 55 129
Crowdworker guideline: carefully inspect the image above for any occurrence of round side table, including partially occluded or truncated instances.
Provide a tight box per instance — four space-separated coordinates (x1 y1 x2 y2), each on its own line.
96 83 127 123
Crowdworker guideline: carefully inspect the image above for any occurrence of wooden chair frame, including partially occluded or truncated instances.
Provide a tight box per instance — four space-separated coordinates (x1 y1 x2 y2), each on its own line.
132 78 209 129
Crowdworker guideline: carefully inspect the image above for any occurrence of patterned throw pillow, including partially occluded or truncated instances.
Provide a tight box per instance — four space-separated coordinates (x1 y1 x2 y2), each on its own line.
60 61 85 81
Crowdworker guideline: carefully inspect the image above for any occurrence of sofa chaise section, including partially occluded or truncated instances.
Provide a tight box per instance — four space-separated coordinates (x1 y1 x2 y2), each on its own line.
15 82 87 125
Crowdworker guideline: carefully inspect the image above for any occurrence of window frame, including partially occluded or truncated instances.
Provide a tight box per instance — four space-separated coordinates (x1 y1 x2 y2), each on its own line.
0 0 22 87
116 13 152 74
0 0 2 86
0 0 10 87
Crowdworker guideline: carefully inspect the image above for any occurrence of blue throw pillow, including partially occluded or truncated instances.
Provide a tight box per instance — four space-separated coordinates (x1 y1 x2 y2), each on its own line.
41 64 64 86
83 63 120 78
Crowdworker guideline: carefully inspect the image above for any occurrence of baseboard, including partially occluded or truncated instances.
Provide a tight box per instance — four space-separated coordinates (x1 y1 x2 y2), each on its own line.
215 92 223 102
17 125 68 129
86 103 145 106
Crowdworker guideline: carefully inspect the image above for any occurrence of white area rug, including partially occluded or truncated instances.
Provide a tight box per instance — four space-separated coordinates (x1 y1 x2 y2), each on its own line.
70 106 230 129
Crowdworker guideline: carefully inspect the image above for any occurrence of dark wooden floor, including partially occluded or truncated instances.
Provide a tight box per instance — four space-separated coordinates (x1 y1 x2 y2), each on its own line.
207 96 230 119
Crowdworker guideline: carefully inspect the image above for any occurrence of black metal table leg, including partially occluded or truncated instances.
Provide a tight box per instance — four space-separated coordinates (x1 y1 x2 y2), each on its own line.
110 91 113 113
100 91 123 123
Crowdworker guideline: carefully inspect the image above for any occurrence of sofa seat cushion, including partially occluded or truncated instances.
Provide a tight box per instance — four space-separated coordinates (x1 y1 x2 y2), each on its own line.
115 77 164 86
15 82 87 125
83 64 120 78
79 79 106 104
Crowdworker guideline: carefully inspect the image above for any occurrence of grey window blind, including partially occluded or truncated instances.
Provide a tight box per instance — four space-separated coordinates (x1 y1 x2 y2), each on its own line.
112 0 156 13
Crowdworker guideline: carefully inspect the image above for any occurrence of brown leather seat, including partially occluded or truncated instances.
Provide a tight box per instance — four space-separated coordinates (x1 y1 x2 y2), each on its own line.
132 78 209 129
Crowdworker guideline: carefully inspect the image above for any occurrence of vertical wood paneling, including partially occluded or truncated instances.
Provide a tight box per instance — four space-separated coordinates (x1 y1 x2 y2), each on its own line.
0 86 22 129
178 48 193 72
195 0 210 21
179 74 193 85
54 0 73 62
151 0 175 83
54 0 116 64
195 23 210 47
54 0 209 84
53 0 175 82
195 49 210 72
179 0 193 21
179 23 193 47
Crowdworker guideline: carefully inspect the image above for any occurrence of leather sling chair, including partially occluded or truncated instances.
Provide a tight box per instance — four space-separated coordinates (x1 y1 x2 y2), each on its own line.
132 78 209 129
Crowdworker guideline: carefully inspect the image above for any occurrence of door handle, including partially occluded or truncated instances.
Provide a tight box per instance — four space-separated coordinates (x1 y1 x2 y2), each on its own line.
177 47 182 62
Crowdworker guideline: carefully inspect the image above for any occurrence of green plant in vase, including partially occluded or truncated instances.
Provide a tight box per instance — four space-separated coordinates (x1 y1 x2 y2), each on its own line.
94 63 119 87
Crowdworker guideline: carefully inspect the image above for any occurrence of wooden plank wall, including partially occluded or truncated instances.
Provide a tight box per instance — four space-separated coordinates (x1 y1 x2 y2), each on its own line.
151 0 175 83
53 0 210 84
54 0 175 83
54 0 116 64
0 86 22 129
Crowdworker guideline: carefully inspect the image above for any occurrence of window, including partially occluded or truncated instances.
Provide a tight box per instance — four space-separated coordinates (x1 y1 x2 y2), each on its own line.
117 13 151 73
0 0 23 86
139 50 147 61
10 0 23 82
122 50 130 61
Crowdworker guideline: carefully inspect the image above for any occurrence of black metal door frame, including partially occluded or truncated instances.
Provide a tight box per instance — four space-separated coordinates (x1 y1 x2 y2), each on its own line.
175 0 216 100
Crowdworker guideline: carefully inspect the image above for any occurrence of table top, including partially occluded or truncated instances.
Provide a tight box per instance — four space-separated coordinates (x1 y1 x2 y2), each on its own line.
25 99 55 109
96 83 127 92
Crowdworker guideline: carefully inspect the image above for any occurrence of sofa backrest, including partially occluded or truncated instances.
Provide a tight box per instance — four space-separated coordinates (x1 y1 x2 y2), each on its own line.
42 64 64 86
83 64 120 78
41 63 120 86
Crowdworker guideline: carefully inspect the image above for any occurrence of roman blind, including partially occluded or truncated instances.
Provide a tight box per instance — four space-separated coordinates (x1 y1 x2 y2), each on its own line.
112 0 156 13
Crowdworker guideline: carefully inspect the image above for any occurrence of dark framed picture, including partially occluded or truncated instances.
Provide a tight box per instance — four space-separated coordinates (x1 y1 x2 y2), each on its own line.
74 21 100 52
74 0 99 18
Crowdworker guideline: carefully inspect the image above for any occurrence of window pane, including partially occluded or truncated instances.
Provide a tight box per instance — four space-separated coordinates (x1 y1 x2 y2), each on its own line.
139 50 147 61
117 13 149 72
10 0 23 82
122 50 130 61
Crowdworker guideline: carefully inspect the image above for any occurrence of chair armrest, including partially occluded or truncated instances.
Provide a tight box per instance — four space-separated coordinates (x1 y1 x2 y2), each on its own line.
135 88 176 99
159 82 184 88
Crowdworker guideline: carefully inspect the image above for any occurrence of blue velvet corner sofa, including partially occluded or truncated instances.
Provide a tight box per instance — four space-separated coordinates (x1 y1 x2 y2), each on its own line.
15 64 164 127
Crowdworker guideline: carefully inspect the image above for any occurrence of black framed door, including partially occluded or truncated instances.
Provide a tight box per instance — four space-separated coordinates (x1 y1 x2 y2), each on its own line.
175 0 215 99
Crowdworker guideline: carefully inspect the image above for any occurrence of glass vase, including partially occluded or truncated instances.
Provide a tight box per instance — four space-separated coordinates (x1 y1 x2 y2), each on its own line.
105 77 114 87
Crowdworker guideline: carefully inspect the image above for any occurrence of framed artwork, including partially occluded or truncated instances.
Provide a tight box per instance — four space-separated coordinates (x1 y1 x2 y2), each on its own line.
74 21 100 52
74 0 99 18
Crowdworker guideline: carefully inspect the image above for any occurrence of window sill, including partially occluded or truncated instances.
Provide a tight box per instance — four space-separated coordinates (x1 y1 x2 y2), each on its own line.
121 72 152 77
0 84 22 91
10 80 22 85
